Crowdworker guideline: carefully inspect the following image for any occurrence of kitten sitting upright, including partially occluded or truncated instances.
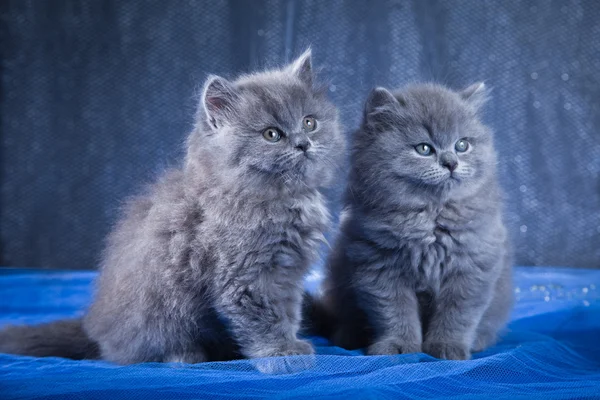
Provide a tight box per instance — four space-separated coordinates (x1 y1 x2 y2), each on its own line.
0 49 345 365
313 82 512 360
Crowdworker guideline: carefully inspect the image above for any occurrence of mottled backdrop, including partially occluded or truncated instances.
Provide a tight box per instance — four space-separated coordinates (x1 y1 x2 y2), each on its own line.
1 0 599 269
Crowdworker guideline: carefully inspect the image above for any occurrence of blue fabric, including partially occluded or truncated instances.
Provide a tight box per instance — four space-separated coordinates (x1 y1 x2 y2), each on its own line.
1 267 599 399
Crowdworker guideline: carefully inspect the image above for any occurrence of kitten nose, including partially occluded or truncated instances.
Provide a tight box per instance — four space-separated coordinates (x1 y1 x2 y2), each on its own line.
294 140 311 153
440 153 458 172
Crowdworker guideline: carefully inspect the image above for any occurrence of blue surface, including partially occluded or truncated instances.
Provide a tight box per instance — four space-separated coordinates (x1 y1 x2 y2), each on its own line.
0 267 599 399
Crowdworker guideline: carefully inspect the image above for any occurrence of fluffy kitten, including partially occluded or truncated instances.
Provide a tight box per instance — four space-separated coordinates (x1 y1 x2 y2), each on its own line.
0 49 345 365
311 82 512 360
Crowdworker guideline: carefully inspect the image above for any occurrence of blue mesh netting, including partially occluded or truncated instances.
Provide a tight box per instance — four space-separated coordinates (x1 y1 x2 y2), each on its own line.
1 267 599 399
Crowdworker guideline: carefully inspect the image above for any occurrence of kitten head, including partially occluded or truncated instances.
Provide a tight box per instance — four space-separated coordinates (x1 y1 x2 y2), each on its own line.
354 82 496 203
189 49 344 194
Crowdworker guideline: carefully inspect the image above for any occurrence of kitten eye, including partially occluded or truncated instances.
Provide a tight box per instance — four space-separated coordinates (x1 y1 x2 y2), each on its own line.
415 143 434 156
455 139 469 152
262 128 282 142
302 116 317 132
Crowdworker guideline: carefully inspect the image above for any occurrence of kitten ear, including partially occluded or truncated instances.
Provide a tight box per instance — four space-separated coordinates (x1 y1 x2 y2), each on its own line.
460 82 489 111
287 48 313 86
364 87 399 116
202 75 239 130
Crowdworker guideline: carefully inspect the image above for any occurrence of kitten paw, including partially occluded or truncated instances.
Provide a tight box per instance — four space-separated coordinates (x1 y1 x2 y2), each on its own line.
367 339 421 356
423 341 470 360
253 340 315 374
251 339 315 358
271 339 315 357
165 350 207 364
471 331 497 353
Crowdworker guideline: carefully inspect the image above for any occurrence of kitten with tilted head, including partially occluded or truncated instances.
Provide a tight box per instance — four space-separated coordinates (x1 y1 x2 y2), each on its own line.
0 49 345 366
308 82 512 360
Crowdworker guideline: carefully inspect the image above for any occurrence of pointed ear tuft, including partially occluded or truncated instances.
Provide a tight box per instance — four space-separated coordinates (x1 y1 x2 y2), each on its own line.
288 48 313 86
202 75 238 129
460 82 489 111
365 87 399 116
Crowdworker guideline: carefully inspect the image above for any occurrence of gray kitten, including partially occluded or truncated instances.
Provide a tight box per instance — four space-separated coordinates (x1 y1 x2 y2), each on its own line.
309 82 512 360
0 49 345 365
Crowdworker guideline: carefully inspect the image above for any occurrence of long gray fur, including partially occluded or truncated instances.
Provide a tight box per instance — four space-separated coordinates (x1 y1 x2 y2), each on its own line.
315 82 512 360
0 49 345 365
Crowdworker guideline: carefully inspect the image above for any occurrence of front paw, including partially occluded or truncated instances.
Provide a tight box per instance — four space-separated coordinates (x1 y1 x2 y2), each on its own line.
253 340 315 374
367 339 421 356
251 339 314 358
270 339 314 357
423 341 470 360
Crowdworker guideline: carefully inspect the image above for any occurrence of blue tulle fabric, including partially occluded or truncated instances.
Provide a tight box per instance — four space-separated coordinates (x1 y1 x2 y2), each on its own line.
1 267 599 399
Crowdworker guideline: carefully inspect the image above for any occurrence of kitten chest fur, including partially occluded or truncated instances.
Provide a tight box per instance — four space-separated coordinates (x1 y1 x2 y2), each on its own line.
352 193 505 295
197 189 330 289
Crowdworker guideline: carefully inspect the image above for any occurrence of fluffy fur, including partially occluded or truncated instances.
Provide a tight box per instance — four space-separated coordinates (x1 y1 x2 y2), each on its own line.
312 82 512 360
0 49 345 364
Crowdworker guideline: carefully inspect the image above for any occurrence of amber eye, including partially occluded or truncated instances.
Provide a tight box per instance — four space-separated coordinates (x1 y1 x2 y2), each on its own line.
262 128 282 142
303 116 317 132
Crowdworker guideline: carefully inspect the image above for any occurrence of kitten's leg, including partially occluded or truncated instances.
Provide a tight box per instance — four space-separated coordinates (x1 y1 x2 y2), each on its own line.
472 262 513 352
423 270 493 360
97 327 207 365
217 284 312 360
359 285 422 356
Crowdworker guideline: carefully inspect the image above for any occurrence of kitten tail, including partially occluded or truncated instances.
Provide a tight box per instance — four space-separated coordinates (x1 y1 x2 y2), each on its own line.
0 319 99 360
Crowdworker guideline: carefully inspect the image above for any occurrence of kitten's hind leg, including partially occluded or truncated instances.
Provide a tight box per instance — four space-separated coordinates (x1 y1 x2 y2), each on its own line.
472 263 513 353
471 321 498 353
471 299 511 353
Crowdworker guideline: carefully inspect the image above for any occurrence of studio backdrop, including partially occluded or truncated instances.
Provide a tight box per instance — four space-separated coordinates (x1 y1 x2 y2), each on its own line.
1 0 599 270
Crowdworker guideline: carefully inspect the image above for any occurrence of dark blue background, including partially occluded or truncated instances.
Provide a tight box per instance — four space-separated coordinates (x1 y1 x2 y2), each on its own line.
1 0 599 269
